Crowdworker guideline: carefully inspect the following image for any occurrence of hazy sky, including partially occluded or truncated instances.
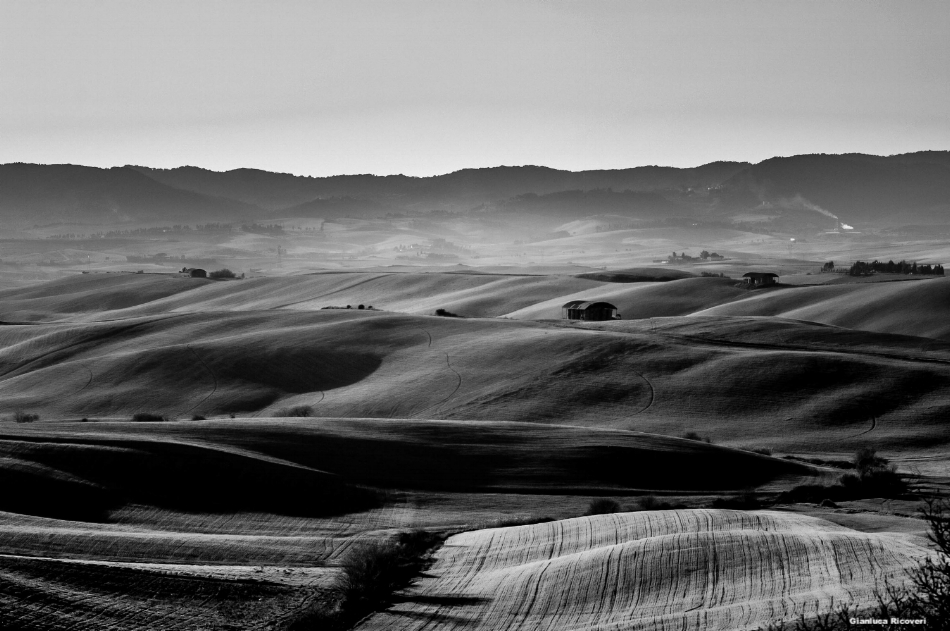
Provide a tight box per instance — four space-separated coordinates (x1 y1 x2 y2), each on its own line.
1 1 948 176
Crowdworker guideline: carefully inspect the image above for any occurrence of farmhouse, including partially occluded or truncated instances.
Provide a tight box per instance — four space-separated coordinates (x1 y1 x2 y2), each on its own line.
562 300 621 321
742 272 778 287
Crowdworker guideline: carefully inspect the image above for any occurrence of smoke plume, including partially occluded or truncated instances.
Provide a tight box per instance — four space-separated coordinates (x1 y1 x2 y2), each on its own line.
784 194 837 220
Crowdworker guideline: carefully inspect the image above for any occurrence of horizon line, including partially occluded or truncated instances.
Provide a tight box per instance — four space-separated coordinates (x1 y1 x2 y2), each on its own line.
0 149 948 179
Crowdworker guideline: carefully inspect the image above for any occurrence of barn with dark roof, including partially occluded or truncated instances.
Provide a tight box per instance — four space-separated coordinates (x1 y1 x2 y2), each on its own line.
742 272 778 287
561 300 621 321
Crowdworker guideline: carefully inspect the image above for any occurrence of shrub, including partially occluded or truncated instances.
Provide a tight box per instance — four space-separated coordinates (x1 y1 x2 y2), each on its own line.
711 492 761 510
681 431 711 443
435 308 459 317
287 530 445 630
208 268 236 279
777 449 908 504
131 412 167 422
585 498 623 516
741 446 773 456
191 414 206 421
853 447 887 471
335 541 405 613
637 495 663 511
13 411 39 423
276 405 314 418
358 304 365 310
840 465 907 498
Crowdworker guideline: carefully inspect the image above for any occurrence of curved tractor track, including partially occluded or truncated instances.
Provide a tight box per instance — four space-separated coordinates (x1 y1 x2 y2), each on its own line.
412 353 463 420
849 416 878 438
627 368 655 416
180 345 219 417
411 325 464 419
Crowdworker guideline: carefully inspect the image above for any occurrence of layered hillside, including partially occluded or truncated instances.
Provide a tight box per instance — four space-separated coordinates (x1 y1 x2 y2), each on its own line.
694 277 950 340
3 291 950 455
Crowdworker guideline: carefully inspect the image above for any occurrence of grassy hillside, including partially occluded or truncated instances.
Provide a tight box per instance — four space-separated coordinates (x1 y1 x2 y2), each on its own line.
0 273 210 321
0 555 320 631
504 277 745 319
0 272 606 321
695 277 950 340
3 307 950 458
0 431 376 519
1 419 814 498
358 510 933 631
2 268 948 630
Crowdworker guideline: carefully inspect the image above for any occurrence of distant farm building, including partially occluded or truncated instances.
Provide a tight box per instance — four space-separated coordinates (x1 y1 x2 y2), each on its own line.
561 300 621 321
742 272 778 287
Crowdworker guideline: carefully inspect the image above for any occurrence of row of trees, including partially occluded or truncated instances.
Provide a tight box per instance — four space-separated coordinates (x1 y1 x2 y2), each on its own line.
50 223 235 240
848 260 945 276
241 223 284 235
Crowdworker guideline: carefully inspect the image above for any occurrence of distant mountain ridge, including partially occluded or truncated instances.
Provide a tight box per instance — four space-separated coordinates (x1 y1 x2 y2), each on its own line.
131 152 950 223
0 163 260 226
720 152 950 220
1 152 948 226
132 162 750 211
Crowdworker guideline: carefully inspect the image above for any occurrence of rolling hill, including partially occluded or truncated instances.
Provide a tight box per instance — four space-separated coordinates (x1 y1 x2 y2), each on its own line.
3 275 950 458
0 271 606 321
2 267 950 629
694 276 950 340
357 510 933 631
503 276 747 320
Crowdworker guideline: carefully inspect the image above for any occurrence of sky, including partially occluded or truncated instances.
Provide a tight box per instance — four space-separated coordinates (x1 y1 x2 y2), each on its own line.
1 0 949 176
